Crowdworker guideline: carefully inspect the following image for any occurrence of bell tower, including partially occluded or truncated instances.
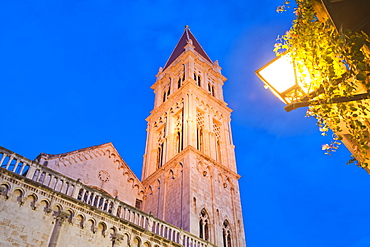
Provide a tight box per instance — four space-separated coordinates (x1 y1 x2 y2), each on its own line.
141 26 245 246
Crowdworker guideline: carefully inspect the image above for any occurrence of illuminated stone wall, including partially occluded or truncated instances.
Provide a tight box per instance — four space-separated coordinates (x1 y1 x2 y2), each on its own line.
0 147 215 247
36 143 145 207
141 27 246 247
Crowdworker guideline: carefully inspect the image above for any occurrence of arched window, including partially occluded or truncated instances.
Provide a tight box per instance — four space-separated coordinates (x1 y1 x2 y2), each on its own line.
199 209 210 241
213 121 221 162
88 219 96 233
134 237 141 247
194 73 201 86
76 214 84 229
0 184 10 198
157 142 164 168
223 220 232 247
208 81 215 96
196 111 205 152
217 140 221 162
197 128 203 151
175 109 184 153
178 71 185 89
98 222 107 237
163 85 171 102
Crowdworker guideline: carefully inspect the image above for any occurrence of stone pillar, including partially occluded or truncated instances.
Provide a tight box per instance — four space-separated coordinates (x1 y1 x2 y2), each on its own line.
48 211 69 247
148 215 154 232
188 92 197 148
72 182 83 199
179 230 184 246
18 161 28 176
183 94 189 148
25 162 38 180
5 155 14 170
12 159 21 173
0 153 7 166
111 233 125 247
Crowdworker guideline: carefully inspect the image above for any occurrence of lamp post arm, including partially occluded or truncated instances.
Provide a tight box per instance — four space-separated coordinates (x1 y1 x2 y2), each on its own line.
284 92 370 112
284 101 310 112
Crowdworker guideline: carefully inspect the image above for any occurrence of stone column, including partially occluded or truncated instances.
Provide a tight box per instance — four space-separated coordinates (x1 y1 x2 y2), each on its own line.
0 153 7 166
25 162 38 180
48 211 69 247
72 182 83 199
12 159 21 173
5 155 14 170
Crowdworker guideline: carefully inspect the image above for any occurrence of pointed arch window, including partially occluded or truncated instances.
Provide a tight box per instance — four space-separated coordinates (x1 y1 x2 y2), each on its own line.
197 128 204 151
222 220 232 247
196 111 205 152
199 209 210 241
213 121 221 162
156 124 166 169
175 110 184 153
157 142 164 169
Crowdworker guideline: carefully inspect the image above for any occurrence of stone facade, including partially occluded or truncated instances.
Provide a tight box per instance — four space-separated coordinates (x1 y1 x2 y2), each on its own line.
0 27 245 246
36 143 144 207
0 146 215 247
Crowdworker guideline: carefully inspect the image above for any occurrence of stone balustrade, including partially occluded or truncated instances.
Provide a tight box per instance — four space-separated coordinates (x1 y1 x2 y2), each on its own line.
0 146 214 247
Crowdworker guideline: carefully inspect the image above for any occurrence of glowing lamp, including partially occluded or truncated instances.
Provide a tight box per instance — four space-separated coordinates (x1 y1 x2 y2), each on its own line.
255 53 312 105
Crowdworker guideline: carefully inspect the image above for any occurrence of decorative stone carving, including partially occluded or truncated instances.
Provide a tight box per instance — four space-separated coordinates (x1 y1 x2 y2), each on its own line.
98 170 110 183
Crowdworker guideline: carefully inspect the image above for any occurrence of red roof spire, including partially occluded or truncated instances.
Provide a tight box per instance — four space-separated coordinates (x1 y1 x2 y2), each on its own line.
163 26 212 70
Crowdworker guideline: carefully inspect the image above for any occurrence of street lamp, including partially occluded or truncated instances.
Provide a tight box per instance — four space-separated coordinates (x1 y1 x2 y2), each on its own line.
255 53 370 112
255 53 313 108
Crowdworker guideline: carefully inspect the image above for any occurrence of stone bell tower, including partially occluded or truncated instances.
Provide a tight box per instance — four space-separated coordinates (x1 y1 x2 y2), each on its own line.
141 26 245 247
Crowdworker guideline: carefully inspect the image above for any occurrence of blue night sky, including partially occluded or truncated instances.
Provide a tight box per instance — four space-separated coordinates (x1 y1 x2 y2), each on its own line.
1 1 370 246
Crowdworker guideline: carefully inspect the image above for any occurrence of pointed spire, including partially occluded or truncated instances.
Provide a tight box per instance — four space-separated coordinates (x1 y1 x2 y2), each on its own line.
163 26 212 70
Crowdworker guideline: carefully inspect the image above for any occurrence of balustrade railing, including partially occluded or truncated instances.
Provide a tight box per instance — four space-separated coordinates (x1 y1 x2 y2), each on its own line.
0 146 214 247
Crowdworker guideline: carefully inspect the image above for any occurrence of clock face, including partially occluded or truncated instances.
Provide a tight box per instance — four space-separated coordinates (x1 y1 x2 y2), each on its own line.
98 170 110 183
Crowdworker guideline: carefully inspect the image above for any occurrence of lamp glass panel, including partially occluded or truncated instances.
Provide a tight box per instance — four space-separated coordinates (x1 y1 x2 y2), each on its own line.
258 54 296 94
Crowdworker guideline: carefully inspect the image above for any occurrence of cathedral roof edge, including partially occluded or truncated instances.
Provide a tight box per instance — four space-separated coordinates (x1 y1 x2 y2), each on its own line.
37 142 143 186
38 142 115 159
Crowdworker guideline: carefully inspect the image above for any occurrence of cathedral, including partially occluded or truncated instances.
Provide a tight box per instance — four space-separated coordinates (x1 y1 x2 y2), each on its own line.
0 27 246 247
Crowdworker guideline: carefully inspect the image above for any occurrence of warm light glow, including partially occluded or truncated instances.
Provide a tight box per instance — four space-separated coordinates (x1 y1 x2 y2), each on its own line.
258 54 296 94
